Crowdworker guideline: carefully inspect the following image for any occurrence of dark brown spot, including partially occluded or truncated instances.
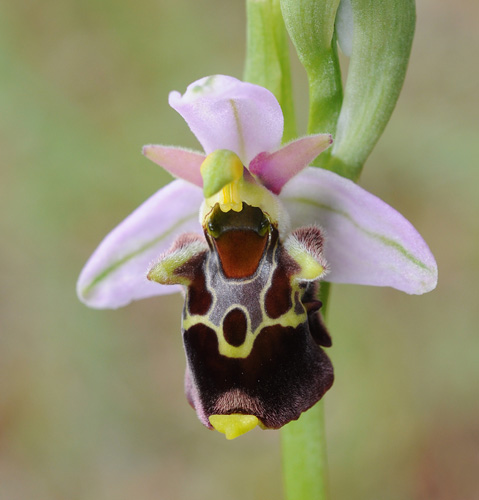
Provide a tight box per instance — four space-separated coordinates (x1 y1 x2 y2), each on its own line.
264 248 301 319
180 254 213 316
187 279 213 315
223 308 248 347
265 266 292 318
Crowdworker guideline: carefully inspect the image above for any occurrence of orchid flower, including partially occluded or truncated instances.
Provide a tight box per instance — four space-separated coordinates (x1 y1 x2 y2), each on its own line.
77 75 437 440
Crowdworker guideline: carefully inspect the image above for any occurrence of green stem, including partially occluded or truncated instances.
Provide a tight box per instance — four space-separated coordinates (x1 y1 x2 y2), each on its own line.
281 401 329 500
244 0 297 142
281 284 331 500
279 2 341 496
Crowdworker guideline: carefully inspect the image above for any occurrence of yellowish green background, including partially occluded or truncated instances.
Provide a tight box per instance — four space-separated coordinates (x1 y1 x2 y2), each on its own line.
1 1 478 498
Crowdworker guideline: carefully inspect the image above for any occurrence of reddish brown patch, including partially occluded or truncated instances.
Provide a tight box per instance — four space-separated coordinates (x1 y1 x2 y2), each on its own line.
188 278 213 315
180 254 213 316
223 308 248 347
188 275 213 315
265 249 301 318
265 266 293 319
214 230 267 279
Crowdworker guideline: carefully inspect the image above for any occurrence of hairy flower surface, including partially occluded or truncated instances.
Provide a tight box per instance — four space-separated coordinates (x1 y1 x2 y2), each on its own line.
77 75 437 438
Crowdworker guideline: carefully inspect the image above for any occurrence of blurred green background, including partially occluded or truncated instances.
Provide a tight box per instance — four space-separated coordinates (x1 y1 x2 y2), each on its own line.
1 0 478 498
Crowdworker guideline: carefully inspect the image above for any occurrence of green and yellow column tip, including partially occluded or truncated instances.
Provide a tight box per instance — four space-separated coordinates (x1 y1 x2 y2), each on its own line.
200 150 244 213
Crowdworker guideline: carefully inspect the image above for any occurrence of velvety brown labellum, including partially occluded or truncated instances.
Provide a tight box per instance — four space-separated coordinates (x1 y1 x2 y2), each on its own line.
180 203 333 430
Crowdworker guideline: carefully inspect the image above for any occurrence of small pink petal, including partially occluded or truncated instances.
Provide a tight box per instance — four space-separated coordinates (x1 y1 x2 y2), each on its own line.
142 145 205 187
250 134 332 194
280 167 438 294
77 180 203 309
169 75 284 165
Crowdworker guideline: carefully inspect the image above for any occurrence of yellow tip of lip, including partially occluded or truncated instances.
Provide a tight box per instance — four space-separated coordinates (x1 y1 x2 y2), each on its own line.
209 414 259 440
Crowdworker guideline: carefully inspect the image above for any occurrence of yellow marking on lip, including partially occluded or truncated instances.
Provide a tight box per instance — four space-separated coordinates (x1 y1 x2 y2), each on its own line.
183 306 306 359
209 414 259 439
